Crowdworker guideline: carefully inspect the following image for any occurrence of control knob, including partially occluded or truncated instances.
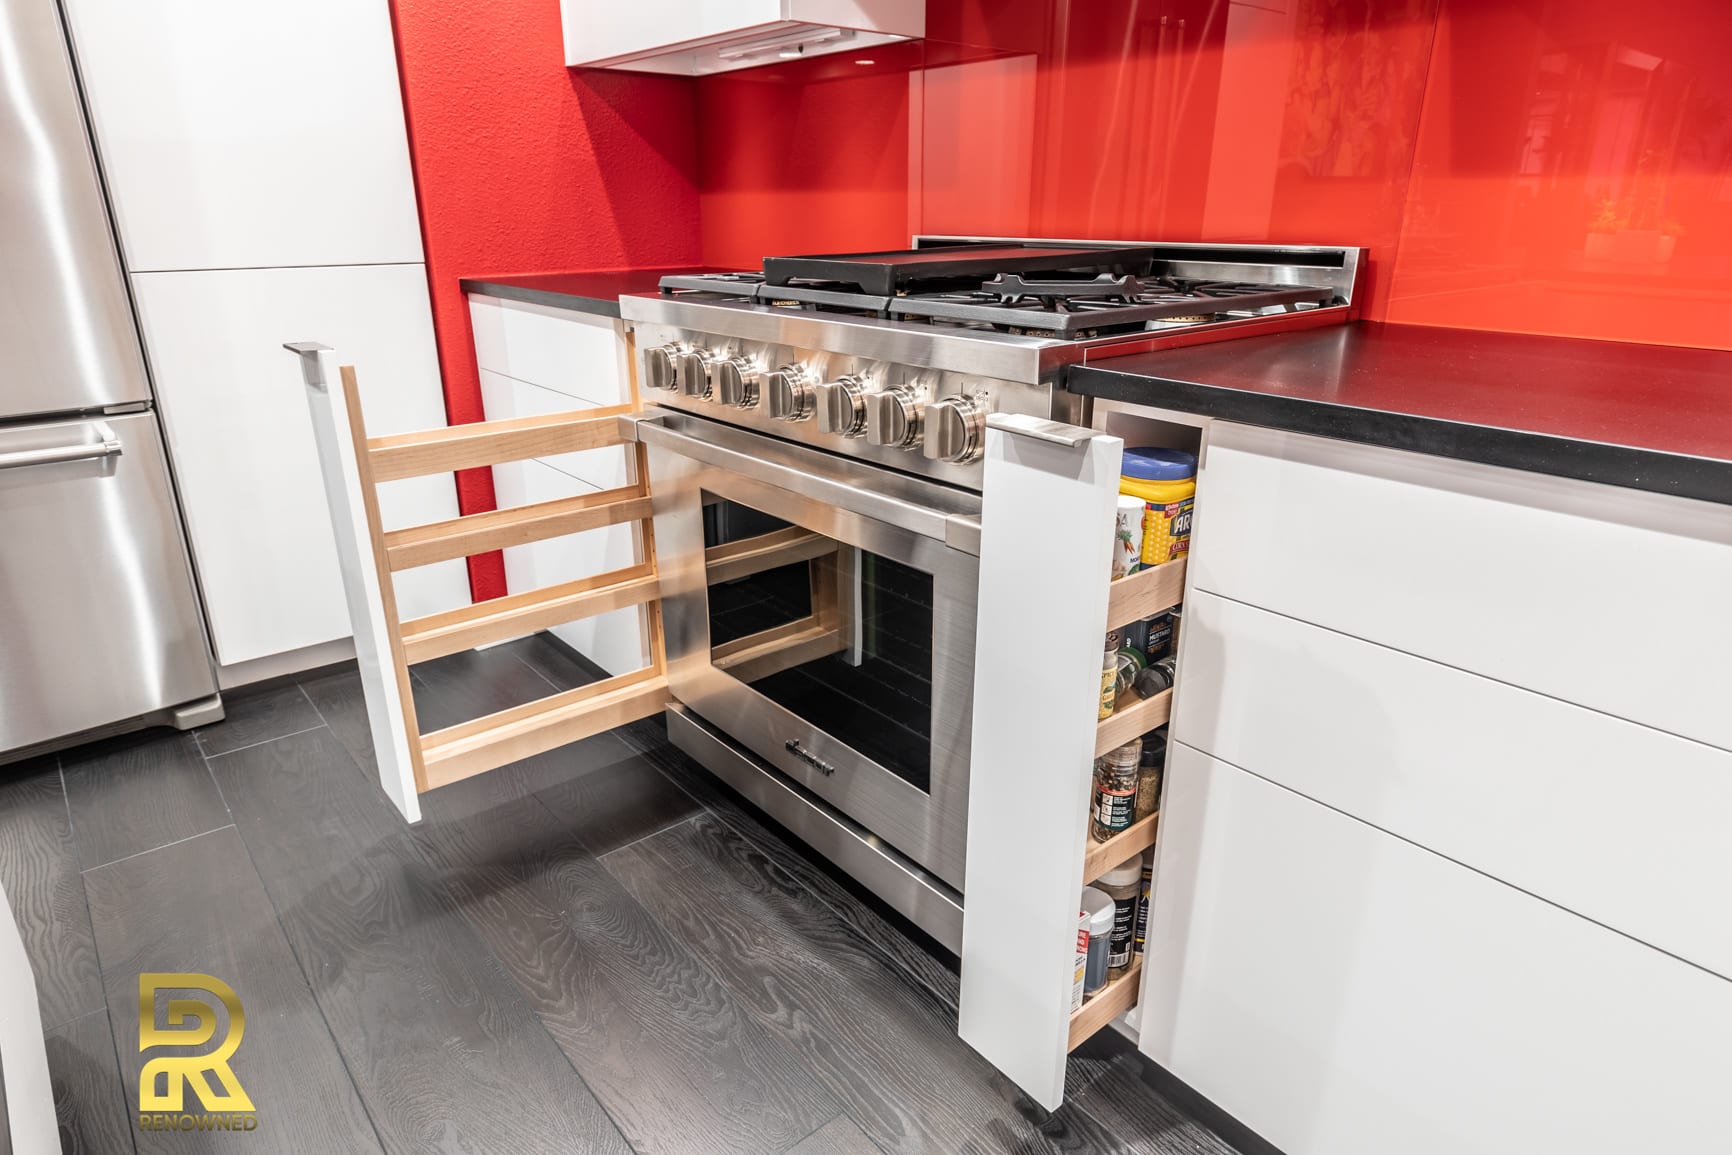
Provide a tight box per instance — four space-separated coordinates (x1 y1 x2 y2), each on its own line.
865 386 924 449
674 350 717 398
815 375 871 437
713 356 760 408
922 395 987 463
764 365 817 421
643 343 682 391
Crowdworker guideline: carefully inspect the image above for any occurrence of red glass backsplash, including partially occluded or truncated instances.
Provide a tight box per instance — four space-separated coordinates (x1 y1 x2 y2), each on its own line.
696 0 1732 349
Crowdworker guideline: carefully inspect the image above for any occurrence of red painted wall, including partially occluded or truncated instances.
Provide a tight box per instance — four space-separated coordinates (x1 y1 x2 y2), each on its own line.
390 0 700 600
696 0 1732 350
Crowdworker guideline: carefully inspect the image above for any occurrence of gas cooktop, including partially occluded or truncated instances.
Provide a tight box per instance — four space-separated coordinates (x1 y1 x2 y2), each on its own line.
659 240 1356 340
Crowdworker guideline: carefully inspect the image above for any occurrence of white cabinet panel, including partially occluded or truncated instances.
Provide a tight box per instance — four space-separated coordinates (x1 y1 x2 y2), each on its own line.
478 369 634 490
134 265 467 665
1175 590 1732 977
63 0 423 270
1143 744 1732 1155
469 295 630 406
493 460 649 676
1190 423 1732 751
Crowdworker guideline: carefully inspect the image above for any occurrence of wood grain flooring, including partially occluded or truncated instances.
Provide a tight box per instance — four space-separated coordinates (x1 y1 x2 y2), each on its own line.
0 763 102 1028
59 730 229 871
0 632 1247 1155
43 1010 134 1155
83 825 380 1154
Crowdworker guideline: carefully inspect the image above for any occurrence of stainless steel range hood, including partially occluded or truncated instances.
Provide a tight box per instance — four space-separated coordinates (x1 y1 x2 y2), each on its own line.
562 1 923 76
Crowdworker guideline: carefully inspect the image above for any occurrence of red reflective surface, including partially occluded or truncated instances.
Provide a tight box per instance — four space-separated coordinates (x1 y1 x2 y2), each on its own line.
696 0 1732 349
1385 0 1732 348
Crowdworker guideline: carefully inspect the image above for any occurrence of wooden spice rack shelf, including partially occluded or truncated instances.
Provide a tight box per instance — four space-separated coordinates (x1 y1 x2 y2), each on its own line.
1095 687 1173 758
1069 960 1142 1052
1083 811 1159 886
1106 558 1186 633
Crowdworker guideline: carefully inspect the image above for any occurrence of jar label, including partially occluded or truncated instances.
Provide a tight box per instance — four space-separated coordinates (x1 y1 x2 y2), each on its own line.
1139 496 1195 565
1109 896 1137 966
1094 785 1135 832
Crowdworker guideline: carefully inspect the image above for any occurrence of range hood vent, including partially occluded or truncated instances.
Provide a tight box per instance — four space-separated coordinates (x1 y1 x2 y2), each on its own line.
563 1 923 76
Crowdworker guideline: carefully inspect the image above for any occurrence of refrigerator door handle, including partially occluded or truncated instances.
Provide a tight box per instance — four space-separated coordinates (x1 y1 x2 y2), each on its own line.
0 437 124 471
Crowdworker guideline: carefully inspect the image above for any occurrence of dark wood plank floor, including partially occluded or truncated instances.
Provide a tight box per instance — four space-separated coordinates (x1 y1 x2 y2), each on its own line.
0 633 1241 1155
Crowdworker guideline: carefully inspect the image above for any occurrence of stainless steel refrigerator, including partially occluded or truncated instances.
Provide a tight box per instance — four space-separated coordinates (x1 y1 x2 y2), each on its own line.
0 0 219 758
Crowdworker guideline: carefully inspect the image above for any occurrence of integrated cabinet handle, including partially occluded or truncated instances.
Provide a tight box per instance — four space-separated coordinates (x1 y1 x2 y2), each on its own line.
0 438 123 471
985 412 1096 447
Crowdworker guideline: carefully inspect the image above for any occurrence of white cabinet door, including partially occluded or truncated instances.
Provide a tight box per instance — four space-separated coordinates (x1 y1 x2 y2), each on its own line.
478 370 634 491
63 0 423 271
1143 743 1732 1155
1190 423 1732 751
1174 590 1732 978
469 296 631 406
134 264 468 665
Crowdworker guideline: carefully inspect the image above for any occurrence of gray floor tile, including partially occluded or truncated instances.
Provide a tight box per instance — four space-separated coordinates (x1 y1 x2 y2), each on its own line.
44 1009 135 1155
296 665 377 778
0 760 103 1027
1067 1055 1240 1155
415 771 837 1155
83 826 380 1154
60 731 229 871
789 1114 883 1155
211 727 630 1155
194 682 322 757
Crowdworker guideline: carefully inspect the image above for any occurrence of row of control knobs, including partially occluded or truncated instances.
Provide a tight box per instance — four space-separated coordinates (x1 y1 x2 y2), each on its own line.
644 344 985 463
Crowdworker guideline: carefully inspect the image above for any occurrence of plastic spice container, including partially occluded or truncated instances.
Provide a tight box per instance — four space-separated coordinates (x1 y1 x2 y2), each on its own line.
1135 728 1167 821
1071 907 1089 1012
1080 887 1115 994
1120 448 1197 566
1097 855 1143 969
1111 494 1145 579
1098 647 1117 720
1133 850 1155 957
1091 740 1141 841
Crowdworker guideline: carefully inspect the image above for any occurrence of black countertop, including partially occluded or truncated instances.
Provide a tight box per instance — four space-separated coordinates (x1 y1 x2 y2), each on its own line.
460 267 739 318
1067 321 1732 506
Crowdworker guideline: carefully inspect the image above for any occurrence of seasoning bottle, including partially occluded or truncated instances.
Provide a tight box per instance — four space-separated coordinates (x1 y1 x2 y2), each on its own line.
1091 739 1141 841
1080 887 1115 994
1119 447 1198 566
1133 849 1155 958
1135 728 1167 821
1112 494 1145 579
1098 647 1117 720
1097 855 1143 970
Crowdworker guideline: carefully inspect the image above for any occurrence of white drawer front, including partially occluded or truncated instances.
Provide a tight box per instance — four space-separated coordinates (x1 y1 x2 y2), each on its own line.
1174 590 1732 977
494 460 648 676
1143 744 1732 1155
1191 423 1732 751
478 370 634 491
468 295 628 405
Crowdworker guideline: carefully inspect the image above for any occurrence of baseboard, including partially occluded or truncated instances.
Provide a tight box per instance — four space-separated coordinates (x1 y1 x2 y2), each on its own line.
217 636 355 689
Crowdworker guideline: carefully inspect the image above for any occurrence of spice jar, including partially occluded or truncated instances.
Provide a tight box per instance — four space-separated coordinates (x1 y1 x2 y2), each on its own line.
1080 887 1115 994
1098 648 1117 720
1097 855 1143 970
1111 494 1145 579
1135 728 1167 821
1091 739 1141 841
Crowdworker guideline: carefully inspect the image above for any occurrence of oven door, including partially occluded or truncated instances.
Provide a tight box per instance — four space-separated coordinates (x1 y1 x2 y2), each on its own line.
635 410 981 890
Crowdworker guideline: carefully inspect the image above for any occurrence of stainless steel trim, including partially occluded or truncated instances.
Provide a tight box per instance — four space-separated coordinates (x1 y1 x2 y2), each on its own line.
0 437 122 470
984 412 1096 448
632 408 982 553
666 703 964 952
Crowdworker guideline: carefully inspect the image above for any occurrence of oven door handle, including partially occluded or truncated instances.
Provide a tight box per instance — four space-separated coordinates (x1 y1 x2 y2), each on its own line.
621 410 981 555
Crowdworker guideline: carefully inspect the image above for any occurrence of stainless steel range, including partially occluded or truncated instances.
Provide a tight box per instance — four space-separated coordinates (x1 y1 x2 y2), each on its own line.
621 237 1364 947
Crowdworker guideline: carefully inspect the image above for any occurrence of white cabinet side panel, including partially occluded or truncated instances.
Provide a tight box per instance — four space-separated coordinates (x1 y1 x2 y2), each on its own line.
958 425 1122 1111
1191 423 1732 751
1175 590 1732 978
64 0 423 270
136 265 466 665
1143 743 1732 1155
468 296 631 406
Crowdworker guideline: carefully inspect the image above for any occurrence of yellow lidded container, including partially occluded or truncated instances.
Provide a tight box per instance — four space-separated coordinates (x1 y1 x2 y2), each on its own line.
1120 448 1197 566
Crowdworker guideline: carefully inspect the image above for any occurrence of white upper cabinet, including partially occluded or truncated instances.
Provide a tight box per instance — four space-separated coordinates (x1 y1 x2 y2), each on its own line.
63 0 424 271
563 0 923 74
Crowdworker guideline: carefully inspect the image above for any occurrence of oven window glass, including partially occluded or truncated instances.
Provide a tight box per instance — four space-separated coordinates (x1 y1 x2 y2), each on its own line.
702 494 934 793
